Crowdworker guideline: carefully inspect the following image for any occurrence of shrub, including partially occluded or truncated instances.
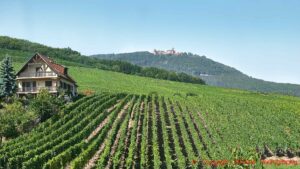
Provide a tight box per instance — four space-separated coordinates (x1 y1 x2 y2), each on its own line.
30 89 64 122
0 99 35 140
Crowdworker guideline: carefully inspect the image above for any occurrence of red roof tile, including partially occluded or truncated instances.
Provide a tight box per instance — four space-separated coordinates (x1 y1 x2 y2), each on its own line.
39 54 66 74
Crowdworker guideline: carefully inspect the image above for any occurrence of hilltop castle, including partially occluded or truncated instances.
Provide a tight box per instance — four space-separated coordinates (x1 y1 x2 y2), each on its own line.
153 48 182 55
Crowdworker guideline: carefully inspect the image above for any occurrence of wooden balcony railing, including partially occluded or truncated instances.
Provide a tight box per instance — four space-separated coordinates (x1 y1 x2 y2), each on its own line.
18 72 56 78
17 87 57 93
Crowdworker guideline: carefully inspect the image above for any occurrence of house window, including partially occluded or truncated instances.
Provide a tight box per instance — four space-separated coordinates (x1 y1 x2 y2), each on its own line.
36 67 41 72
45 81 52 87
22 82 30 88
22 81 36 91
32 81 36 88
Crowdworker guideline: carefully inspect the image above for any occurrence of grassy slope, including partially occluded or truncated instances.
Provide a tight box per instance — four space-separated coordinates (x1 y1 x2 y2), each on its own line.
69 66 299 100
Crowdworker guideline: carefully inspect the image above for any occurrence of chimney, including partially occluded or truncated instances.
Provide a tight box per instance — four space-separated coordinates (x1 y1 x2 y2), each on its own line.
64 67 68 75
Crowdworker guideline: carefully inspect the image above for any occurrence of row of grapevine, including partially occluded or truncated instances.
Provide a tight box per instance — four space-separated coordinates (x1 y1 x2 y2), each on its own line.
157 96 175 169
4 94 111 161
123 96 145 168
95 96 137 168
43 94 132 169
0 93 129 169
153 95 166 168
183 99 224 160
115 96 143 168
14 95 119 168
132 96 146 168
0 94 102 154
160 96 179 168
175 101 210 162
106 97 139 168
146 96 154 168
140 95 150 168
166 99 194 168
0 94 107 168
173 101 203 168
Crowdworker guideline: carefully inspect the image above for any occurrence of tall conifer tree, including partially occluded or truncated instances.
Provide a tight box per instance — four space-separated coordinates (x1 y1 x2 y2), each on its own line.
0 56 17 98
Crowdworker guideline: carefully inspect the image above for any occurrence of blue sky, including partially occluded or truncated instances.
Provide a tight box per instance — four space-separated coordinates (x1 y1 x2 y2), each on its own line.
0 0 300 84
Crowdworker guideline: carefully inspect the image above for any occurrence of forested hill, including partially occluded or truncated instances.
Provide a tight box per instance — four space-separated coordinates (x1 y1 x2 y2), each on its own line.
91 51 300 97
0 36 205 85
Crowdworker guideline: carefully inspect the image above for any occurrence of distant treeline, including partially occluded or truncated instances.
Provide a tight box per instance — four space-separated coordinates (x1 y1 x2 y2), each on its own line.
99 60 205 84
0 36 205 85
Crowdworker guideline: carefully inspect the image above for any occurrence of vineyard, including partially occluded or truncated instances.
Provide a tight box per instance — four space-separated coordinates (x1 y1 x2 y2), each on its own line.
0 92 300 169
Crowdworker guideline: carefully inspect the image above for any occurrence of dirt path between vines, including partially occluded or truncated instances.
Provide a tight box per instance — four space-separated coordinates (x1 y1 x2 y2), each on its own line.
85 101 121 142
105 103 135 169
119 103 139 168
133 101 145 168
83 101 131 169
64 101 124 169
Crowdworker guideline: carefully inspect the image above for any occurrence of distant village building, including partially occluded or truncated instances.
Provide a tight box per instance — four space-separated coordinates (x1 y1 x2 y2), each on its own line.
16 53 77 97
153 48 182 55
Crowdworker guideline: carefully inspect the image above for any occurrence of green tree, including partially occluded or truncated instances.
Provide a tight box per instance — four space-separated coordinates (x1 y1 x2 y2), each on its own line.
0 99 33 143
30 89 63 122
0 56 17 99
0 115 18 144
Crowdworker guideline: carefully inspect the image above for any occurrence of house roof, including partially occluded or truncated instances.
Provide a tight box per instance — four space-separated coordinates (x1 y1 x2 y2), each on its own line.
40 54 66 75
16 53 77 84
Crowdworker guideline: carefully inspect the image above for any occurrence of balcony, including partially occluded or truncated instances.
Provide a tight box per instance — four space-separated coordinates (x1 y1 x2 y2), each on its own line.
17 72 56 78
17 87 57 93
